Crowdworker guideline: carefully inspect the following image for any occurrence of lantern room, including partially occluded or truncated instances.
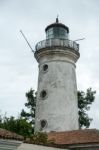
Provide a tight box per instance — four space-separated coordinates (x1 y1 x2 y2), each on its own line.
45 18 69 40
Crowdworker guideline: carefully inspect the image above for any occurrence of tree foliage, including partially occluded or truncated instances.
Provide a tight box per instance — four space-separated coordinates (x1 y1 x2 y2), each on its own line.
21 89 36 132
29 132 48 144
78 88 96 129
0 115 33 137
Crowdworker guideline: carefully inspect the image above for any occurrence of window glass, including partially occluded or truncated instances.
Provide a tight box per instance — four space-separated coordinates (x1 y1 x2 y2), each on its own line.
40 120 47 129
43 64 48 72
46 27 68 39
40 90 47 100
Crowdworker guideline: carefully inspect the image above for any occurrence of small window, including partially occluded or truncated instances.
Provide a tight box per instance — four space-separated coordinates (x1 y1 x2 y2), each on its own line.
43 64 48 72
40 120 47 129
40 90 47 99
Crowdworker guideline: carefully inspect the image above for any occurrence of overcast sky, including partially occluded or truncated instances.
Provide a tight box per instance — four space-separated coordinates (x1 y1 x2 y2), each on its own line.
0 0 99 129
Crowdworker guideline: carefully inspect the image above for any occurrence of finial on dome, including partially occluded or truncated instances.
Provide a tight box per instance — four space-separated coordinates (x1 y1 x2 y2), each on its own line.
56 14 59 23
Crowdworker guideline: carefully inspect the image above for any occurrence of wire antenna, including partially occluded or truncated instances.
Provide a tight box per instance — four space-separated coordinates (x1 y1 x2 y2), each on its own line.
20 30 34 53
74 38 85 42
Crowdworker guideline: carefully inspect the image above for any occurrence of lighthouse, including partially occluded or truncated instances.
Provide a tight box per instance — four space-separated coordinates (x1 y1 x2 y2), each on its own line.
34 18 80 132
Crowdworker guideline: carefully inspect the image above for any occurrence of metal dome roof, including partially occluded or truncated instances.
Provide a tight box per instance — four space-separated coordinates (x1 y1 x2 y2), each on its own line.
45 18 69 33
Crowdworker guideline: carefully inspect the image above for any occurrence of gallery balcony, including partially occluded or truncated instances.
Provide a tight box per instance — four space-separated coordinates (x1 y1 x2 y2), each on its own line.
35 38 79 52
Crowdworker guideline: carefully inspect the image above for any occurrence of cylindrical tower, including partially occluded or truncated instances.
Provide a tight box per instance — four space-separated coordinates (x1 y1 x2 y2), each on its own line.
34 18 80 132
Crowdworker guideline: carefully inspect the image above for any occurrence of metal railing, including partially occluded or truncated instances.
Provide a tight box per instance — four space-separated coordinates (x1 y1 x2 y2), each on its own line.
35 38 79 51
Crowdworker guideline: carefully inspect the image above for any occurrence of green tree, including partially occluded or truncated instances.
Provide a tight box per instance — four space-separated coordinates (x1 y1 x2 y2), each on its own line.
21 88 96 130
78 88 96 129
0 115 33 137
21 89 36 132
16 117 33 137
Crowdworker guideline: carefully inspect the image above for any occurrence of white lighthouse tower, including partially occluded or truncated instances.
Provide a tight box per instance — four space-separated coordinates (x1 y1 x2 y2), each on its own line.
34 18 80 132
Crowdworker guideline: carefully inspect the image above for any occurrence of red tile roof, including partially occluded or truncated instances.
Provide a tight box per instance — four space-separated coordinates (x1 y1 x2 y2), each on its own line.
0 128 24 141
47 129 99 145
1 128 99 148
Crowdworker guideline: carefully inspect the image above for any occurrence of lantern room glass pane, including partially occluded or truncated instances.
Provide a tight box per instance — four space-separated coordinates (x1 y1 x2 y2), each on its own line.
46 27 68 39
